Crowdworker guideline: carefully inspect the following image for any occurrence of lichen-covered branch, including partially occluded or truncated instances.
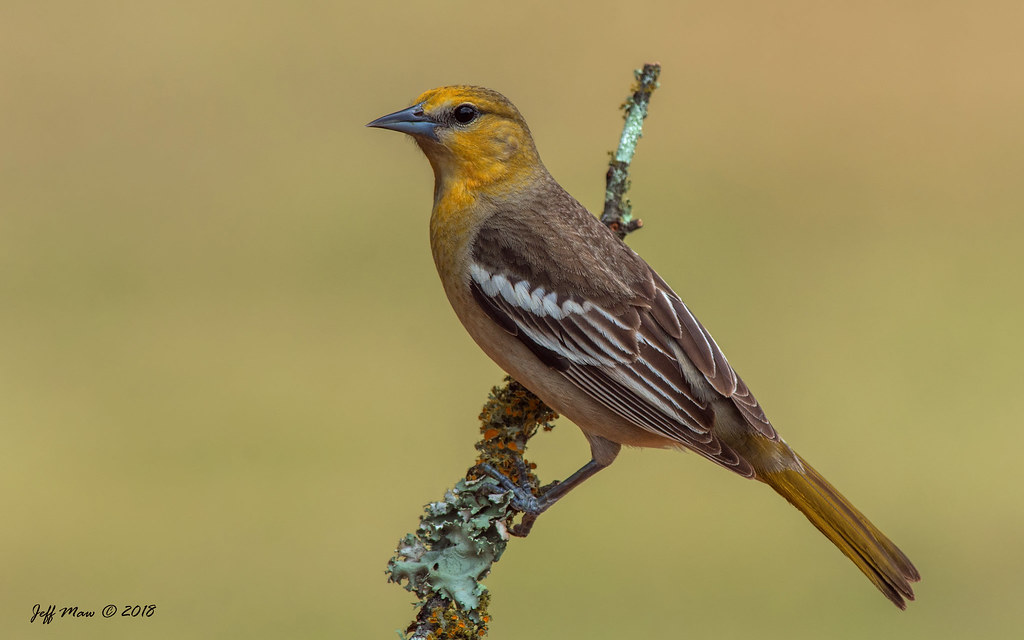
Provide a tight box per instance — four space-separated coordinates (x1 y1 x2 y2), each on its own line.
386 379 556 639
601 62 661 239
387 65 662 639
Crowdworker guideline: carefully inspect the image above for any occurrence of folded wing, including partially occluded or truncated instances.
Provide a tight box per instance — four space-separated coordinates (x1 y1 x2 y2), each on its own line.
469 258 777 478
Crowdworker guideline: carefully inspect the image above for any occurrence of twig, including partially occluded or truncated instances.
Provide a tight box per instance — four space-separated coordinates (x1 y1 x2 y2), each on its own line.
602 62 661 239
386 65 662 639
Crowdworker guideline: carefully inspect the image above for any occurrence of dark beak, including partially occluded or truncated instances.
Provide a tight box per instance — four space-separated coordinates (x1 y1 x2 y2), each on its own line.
366 103 438 140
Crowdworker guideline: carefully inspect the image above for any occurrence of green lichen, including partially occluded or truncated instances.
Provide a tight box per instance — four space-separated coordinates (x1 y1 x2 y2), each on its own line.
388 476 512 610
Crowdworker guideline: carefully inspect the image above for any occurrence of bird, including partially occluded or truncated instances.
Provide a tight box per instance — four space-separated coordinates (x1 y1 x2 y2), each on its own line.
367 85 920 608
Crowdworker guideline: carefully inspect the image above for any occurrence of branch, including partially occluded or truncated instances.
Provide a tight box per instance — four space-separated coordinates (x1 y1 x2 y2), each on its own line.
602 62 661 239
386 65 662 639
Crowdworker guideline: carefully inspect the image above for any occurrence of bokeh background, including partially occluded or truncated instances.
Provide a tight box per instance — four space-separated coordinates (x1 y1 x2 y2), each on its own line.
2 1 1022 638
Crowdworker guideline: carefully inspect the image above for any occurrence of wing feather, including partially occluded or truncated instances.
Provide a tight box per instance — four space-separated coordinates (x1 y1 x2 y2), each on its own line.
647 272 776 439
469 258 768 473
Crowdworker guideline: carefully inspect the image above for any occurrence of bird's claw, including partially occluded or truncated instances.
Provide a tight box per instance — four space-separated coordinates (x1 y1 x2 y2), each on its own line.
476 461 541 515
475 461 550 537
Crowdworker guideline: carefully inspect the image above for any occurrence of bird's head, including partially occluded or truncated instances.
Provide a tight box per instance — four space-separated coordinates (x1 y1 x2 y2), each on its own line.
368 86 545 199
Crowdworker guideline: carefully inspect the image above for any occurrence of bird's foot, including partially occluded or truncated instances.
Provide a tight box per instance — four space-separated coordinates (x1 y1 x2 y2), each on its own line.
477 459 541 514
476 459 545 537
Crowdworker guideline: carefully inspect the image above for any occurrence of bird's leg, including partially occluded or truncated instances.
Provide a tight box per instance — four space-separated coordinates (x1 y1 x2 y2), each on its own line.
478 458 609 537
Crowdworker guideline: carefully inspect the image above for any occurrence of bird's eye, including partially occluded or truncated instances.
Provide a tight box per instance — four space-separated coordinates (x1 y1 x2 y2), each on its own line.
453 104 479 124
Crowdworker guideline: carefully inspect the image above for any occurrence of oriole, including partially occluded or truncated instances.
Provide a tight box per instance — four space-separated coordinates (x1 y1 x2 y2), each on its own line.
368 86 920 608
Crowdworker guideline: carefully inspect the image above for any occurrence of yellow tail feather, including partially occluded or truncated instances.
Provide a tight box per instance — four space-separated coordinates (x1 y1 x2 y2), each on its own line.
761 455 920 608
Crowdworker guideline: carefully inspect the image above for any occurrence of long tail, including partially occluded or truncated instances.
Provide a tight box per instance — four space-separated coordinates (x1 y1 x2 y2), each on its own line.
760 454 921 609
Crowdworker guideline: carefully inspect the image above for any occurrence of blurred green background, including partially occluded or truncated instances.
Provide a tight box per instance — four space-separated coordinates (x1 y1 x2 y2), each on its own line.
2 1 1022 638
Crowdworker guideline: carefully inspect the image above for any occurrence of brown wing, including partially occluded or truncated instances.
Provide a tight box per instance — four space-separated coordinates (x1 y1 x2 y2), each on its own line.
469 262 772 477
